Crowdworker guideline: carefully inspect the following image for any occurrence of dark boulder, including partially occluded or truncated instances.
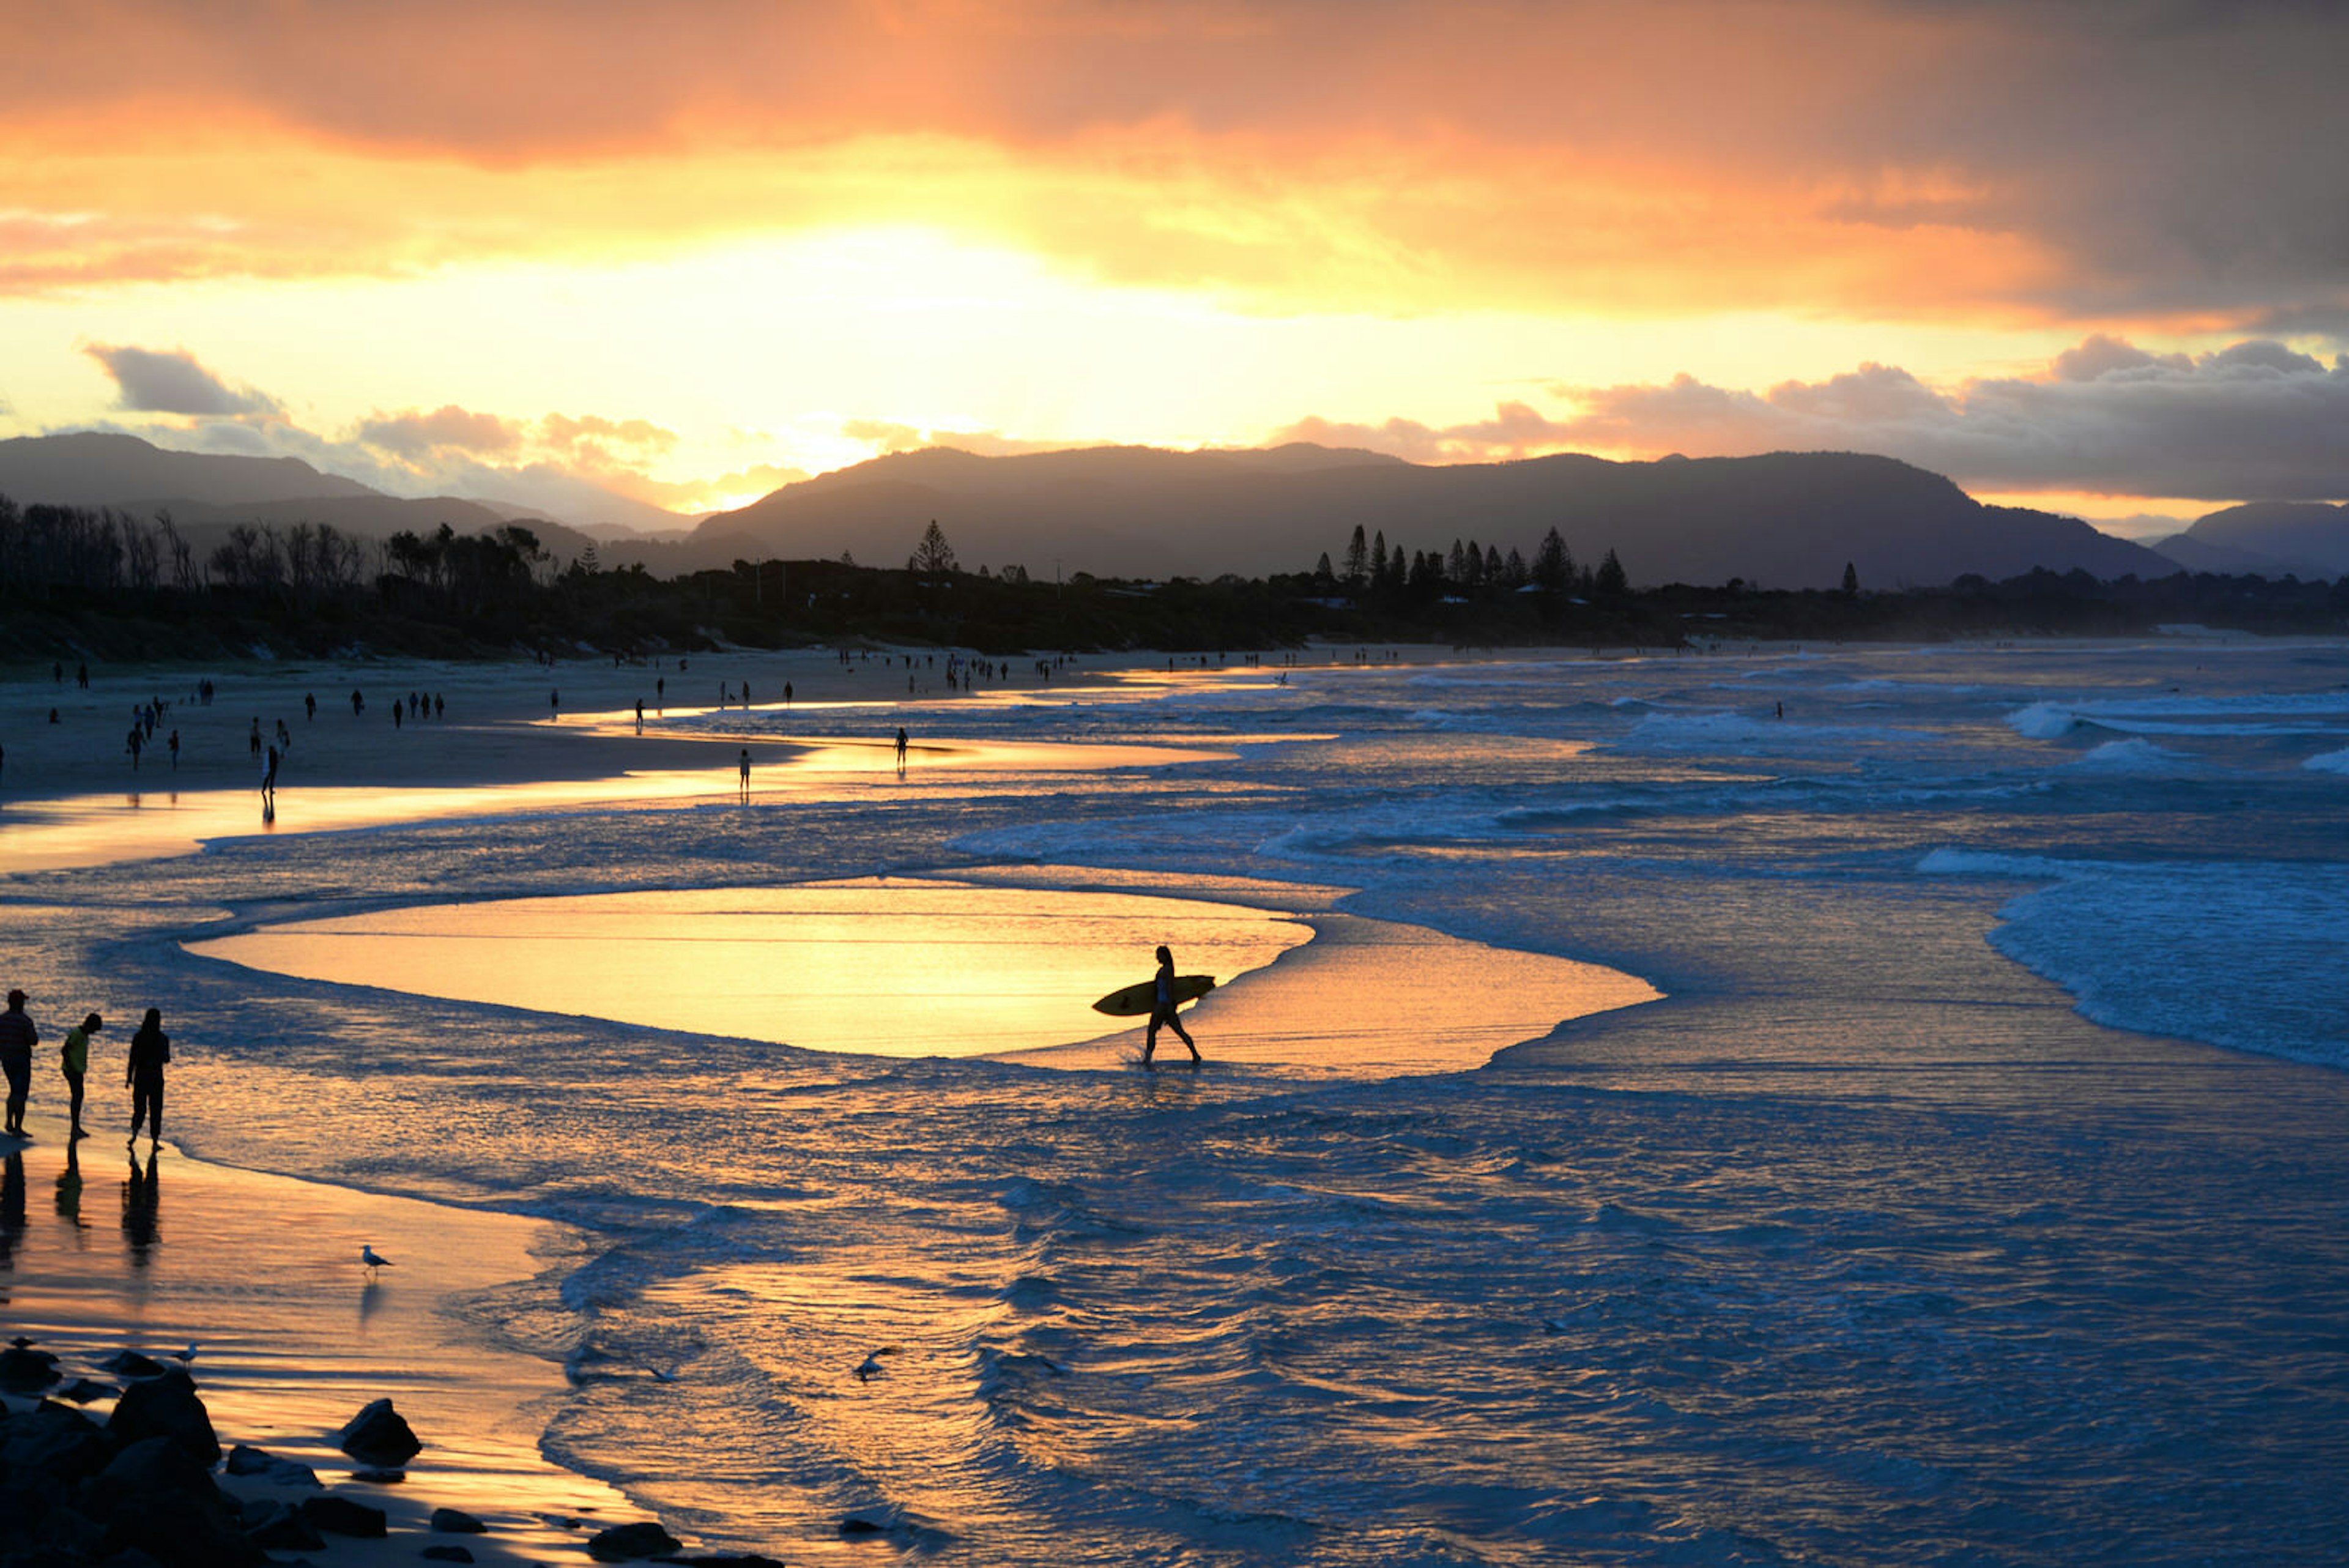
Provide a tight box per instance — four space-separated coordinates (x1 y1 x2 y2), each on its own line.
240 1501 325 1552
108 1369 220 1467
586 1520 683 1561
428 1507 489 1534
333 1397 422 1466
420 1548 477 1563
0 1342 61 1392
99 1350 169 1378
3 1402 115 1481
87 1438 261 1568
300 1493 390 1538
223 1444 319 1488
55 1377 114 1403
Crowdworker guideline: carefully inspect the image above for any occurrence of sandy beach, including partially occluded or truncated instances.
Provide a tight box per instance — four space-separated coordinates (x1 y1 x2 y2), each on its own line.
7 638 2349 1564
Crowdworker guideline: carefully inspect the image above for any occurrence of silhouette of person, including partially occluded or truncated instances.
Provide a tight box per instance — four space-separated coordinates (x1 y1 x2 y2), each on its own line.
168 729 180 770
550 688 560 721
784 681 793 707
636 699 645 735
306 692 317 721
895 726 909 767
393 701 403 730
738 748 752 794
351 688 364 716
1141 945 1201 1067
62 1011 100 1140
0 989 36 1136
656 676 665 712
262 743 279 805
127 1008 169 1146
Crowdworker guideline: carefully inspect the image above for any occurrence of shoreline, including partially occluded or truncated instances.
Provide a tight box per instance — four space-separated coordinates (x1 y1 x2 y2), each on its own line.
1 1110 661 1566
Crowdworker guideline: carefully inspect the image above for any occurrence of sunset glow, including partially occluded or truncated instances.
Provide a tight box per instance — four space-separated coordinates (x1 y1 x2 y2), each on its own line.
4 1 2343 524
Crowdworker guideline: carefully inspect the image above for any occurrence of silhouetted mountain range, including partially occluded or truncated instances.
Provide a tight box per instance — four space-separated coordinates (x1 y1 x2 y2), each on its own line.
2153 502 2349 579
3 430 2207 590
704 445 2172 588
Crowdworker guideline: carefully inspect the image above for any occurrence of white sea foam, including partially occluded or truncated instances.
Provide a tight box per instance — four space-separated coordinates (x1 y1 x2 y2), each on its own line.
2306 746 2349 775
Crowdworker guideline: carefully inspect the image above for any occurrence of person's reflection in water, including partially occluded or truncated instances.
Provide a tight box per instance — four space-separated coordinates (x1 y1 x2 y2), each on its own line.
121 1146 160 1265
0 1151 25 1270
55 1140 86 1230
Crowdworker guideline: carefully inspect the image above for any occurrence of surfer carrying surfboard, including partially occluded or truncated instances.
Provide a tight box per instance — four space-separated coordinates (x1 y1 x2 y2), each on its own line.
1143 945 1202 1067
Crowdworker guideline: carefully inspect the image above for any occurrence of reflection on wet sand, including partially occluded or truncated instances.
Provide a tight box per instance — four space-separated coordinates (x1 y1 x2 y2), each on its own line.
191 879 1316 1058
189 875 1663 1076
1 737 1230 875
121 1146 160 1266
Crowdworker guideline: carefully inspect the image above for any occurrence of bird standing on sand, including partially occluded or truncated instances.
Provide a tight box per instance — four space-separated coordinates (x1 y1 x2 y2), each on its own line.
361 1245 394 1274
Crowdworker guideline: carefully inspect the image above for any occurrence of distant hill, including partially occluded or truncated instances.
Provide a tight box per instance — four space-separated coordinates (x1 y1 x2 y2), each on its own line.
2157 502 2349 579
702 445 2173 588
0 431 379 509
0 430 694 548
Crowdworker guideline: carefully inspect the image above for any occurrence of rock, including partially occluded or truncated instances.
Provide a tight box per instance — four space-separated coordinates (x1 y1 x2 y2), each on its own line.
299 1494 389 1539
333 1397 422 1466
351 1468 407 1484
55 1377 114 1403
0 1342 62 1392
241 1501 326 1552
672 1558 793 1568
2 1401 115 1481
837 1517 888 1537
585 1521 683 1561
224 1444 320 1488
420 1548 476 1563
108 1369 221 1468
87 1438 262 1568
99 1350 170 1378
428 1507 489 1534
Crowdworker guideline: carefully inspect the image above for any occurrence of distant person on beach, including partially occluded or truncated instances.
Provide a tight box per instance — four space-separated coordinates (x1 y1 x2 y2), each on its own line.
656 676 665 711
305 693 317 721
784 681 793 707
168 730 179 770
351 688 364 716
738 748 751 793
126 1008 169 1146
1142 945 1201 1068
61 1013 99 1140
262 744 279 804
636 699 645 735
895 726 909 767
0 990 36 1136
550 688 560 721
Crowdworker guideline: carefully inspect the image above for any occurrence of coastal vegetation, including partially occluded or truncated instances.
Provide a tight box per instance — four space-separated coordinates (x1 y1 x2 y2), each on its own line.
4 494 2346 663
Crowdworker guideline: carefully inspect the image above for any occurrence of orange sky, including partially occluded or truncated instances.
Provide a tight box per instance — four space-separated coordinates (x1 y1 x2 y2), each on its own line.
2 1 2343 524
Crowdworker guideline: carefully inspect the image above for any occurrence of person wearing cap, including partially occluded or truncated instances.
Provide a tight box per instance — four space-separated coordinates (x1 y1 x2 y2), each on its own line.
61 1011 101 1141
0 989 37 1137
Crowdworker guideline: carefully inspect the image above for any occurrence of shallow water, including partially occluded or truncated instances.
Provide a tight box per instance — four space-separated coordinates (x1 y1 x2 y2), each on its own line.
7 639 2349 1564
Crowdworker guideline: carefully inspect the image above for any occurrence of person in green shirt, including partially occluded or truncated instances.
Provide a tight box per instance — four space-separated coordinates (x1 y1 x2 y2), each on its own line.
61 1012 100 1141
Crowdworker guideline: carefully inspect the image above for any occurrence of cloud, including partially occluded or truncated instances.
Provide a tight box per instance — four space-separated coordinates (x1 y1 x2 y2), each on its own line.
841 418 1100 459
355 404 524 459
1542 337 2349 502
83 344 280 416
1270 402 1578 466
5 4 2347 327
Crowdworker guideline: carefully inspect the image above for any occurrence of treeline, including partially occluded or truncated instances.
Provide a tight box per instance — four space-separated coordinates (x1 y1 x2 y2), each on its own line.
4 493 2346 663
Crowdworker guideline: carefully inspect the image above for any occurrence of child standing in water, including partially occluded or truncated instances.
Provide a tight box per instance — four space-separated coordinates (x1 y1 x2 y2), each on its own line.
1143 945 1202 1068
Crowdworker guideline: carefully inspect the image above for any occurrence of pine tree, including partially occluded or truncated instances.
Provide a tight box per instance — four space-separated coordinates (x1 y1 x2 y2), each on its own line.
1595 547 1629 600
1841 560 1860 596
1315 551 1335 585
913 519 957 577
1533 527 1568 592
1343 525 1369 588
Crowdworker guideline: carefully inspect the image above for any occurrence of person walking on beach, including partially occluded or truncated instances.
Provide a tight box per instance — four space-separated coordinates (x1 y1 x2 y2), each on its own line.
262 743 279 805
0 990 37 1137
550 688 560 722
636 699 645 735
126 1008 169 1146
895 726 909 767
61 1013 99 1140
738 747 752 795
1141 945 1201 1068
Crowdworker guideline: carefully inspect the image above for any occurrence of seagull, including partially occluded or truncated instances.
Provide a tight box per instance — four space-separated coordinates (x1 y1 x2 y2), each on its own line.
855 1354 885 1382
171 1343 198 1363
361 1245 394 1274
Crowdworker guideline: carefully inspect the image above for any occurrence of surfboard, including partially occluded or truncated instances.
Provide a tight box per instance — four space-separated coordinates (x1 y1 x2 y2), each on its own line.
1093 974 1215 1017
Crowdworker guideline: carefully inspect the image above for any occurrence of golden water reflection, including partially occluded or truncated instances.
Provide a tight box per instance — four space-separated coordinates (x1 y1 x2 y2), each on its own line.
189 880 1315 1058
